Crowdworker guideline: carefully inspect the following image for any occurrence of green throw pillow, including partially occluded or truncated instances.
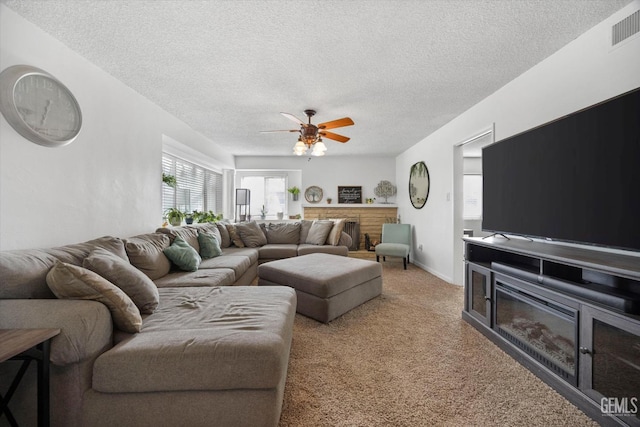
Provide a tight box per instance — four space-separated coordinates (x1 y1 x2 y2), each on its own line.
198 231 222 259
163 236 201 271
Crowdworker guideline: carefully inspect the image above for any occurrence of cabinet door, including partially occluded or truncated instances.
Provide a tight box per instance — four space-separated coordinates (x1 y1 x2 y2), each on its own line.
579 305 640 426
467 264 492 327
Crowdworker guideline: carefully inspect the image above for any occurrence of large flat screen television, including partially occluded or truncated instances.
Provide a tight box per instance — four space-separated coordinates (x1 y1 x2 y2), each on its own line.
482 87 640 252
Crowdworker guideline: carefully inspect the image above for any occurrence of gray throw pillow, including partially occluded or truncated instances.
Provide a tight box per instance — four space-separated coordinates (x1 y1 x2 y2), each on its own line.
266 222 301 244
299 220 313 244
236 221 268 247
305 220 335 245
83 247 160 314
124 233 171 280
216 222 232 248
46 261 142 333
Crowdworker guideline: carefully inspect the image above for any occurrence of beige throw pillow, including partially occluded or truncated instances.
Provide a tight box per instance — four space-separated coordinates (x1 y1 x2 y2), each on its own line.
83 248 159 314
326 219 346 246
46 261 142 333
225 224 245 248
305 220 335 245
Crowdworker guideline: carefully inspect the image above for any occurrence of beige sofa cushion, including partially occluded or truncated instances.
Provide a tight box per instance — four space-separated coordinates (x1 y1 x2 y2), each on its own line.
265 222 301 244
225 224 245 248
0 235 126 299
236 221 267 247
92 286 297 393
124 233 171 280
83 248 160 314
216 222 232 248
156 226 200 252
46 261 142 333
153 268 236 288
326 218 346 245
305 220 334 245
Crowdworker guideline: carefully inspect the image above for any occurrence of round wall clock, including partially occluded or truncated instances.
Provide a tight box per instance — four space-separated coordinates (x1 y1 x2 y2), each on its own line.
0 65 82 147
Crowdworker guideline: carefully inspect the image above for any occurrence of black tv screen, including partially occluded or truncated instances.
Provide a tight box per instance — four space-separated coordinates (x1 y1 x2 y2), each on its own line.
482 87 640 252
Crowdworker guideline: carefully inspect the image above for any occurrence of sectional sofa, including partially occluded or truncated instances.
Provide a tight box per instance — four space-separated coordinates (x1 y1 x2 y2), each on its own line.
0 219 351 427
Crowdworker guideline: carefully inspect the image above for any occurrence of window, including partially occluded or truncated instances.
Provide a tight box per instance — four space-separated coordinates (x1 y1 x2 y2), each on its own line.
162 154 223 216
463 174 483 220
240 175 286 219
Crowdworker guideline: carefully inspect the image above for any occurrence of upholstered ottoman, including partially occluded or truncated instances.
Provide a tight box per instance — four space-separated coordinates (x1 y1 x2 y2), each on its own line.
258 253 382 323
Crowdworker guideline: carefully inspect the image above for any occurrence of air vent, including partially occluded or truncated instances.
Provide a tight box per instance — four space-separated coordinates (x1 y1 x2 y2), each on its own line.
612 10 640 46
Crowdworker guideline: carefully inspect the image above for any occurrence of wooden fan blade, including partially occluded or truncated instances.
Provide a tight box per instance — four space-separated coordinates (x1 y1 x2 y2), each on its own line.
317 117 354 130
320 131 350 143
280 112 305 125
260 129 299 133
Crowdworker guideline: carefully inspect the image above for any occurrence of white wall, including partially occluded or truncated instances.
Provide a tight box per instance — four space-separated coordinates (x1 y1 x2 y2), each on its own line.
396 1 640 284
0 6 234 250
235 156 397 211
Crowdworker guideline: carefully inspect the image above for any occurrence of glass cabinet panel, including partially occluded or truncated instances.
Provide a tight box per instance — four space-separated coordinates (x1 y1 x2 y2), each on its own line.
467 264 491 326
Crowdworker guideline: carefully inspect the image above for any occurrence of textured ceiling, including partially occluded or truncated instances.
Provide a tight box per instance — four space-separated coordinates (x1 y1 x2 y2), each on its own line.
3 0 631 157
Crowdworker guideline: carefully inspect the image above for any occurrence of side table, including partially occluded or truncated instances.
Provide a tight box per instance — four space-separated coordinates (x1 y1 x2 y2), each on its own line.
0 329 60 427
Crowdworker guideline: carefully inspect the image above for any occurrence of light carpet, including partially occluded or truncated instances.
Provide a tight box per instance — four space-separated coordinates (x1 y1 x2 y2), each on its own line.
278 261 597 426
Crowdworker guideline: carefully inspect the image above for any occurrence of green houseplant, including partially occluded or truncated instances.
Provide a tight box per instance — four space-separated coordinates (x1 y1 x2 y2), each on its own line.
162 173 177 188
287 186 300 201
164 208 185 226
192 210 223 223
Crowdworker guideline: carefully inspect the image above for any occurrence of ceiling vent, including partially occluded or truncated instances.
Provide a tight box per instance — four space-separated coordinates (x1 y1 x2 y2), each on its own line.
612 9 640 46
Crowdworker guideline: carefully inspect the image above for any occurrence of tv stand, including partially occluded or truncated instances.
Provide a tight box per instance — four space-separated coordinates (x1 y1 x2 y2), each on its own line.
463 237 640 427
482 232 510 240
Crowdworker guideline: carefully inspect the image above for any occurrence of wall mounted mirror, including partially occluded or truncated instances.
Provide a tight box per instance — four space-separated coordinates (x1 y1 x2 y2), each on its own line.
409 161 430 209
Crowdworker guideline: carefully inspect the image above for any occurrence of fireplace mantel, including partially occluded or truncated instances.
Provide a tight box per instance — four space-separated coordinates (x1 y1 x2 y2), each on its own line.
303 205 398 250
302 204 398 208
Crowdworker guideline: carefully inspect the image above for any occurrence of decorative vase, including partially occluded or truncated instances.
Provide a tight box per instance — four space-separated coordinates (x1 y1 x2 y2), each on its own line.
277 212 284 220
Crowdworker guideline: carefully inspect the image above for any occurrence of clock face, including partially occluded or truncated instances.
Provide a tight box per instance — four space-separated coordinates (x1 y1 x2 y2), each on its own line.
0 65 82 147
13 74 82 142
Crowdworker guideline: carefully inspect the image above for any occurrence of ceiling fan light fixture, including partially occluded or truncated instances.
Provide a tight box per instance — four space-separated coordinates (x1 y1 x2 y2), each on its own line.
311 142 326 156
293 139 307 155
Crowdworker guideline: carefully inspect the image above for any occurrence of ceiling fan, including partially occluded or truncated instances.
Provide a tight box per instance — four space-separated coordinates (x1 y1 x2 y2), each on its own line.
261 109 354 156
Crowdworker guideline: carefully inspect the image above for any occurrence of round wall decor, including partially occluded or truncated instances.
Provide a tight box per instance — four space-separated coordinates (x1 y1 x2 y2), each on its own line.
304 186 323 203
0 65 82 147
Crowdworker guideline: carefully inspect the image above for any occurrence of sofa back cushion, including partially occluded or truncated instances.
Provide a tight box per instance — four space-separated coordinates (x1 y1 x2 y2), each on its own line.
46 261 142 333
236 221 268 248
265 222 301 244
124 234 172 280
299 220 313 244
156 226 200 252
83 248 160 314
216 222 232 248
0 236 126 299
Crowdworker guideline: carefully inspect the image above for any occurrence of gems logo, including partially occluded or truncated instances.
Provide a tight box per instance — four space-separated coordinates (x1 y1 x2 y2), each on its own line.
601 397 638 417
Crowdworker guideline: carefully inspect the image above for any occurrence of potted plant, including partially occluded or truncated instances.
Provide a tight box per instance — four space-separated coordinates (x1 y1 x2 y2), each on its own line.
164 208 185 226
287 186 300 201
192 210 222 223
162 173 177 188
185 212 194 224
260 205 267 220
